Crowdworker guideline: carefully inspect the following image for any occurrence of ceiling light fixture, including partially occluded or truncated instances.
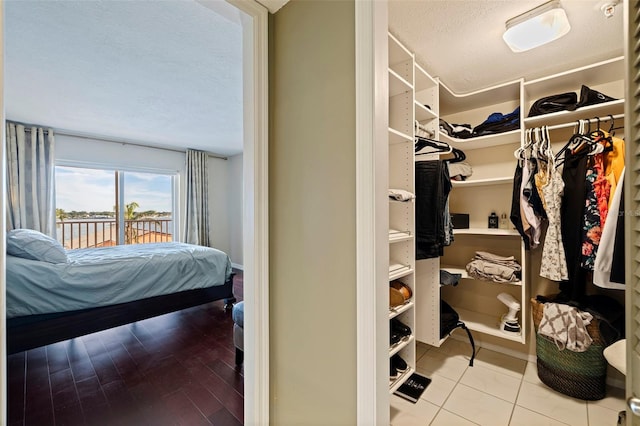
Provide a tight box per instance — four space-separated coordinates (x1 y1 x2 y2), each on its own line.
502 0 571 53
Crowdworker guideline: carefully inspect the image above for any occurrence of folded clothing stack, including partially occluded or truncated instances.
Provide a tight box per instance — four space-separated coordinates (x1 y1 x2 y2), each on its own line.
466 251 522 283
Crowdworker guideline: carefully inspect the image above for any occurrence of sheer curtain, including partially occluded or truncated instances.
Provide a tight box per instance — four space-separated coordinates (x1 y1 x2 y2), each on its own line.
6 121 56 235
184 149 210 246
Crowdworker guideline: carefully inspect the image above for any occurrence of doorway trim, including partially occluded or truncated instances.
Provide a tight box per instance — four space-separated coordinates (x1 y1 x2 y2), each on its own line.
226 0 270 424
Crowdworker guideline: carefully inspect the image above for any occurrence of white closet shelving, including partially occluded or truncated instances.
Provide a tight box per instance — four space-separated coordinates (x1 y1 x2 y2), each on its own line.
385 35 625 399
523 56 625 128
436 77 528 345
388 32 416 393
413 54 625 349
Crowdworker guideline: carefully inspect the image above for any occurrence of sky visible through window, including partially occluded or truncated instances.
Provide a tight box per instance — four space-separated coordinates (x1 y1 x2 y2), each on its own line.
56 166 172 214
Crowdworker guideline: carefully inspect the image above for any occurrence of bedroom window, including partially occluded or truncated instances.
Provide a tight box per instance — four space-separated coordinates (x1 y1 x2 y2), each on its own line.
55 166 176 249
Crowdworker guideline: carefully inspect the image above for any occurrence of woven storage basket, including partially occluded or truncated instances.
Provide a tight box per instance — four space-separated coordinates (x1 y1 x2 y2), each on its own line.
530 297 607 400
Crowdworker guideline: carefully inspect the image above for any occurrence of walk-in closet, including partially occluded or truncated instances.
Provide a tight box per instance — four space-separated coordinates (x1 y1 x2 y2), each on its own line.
384 1 631 424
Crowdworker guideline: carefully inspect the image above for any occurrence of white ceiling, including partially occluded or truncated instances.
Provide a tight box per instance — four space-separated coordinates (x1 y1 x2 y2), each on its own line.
389 0 624 93
4 0 624 158
5 0 245 157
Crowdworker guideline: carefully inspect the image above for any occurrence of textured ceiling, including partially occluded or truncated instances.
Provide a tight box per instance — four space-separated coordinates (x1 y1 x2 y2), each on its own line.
5 0 245 157
4 0 624 157
389 0 624 93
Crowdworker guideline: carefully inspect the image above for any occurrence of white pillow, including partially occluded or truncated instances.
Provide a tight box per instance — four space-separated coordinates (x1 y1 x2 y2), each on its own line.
6 228 68 264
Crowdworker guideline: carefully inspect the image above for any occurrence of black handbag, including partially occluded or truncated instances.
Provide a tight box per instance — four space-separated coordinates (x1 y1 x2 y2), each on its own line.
575 85 617 109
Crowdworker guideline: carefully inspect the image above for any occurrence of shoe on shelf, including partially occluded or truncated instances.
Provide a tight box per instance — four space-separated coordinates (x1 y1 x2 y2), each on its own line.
391 354 408 373
390 329 402 346
390 359 399 381
390 280 412 301
391 318 412 338
390 287 405 308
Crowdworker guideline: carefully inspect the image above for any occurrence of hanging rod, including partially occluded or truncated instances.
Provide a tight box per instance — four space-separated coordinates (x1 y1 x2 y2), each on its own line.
414 121 435 138
538 113 625 132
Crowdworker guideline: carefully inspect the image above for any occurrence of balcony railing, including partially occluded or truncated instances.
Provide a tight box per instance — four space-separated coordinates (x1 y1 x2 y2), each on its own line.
57 219 173 249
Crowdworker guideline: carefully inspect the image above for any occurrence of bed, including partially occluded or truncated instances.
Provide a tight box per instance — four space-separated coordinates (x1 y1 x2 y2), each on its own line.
5 229 235 354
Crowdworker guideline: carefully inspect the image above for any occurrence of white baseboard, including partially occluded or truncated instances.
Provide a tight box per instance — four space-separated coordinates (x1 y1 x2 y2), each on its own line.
448 333 532 363
232 263 244 271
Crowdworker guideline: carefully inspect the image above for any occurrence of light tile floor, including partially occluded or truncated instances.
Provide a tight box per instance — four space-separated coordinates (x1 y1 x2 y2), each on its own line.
391 339 626 426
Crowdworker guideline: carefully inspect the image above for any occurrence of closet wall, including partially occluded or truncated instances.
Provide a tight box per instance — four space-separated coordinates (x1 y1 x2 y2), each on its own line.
269 1 358 424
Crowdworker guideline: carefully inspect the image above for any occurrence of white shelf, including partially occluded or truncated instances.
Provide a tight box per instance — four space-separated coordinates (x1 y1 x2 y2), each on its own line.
453 307 524 343
387 32 417 400
388 32 413 67
440 265 469 279
439 130 521 150
451 177 513 187
388 127 412 145
439 79 521 116
389 300 414 319
414 63 438 91
439 264 521 286
523 99 625 128
524 56 624 95
389 264 414 281
452 228 520 236
415 101 437 122
389 366 415 393
389 335 414 357
389 230 413 243
389 68 413 97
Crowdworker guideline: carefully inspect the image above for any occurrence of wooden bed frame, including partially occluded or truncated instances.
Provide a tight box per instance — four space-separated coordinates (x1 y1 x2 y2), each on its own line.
7 274 235 354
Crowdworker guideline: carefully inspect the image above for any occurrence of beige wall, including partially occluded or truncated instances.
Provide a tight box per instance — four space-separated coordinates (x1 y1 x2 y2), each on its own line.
269 0 357 424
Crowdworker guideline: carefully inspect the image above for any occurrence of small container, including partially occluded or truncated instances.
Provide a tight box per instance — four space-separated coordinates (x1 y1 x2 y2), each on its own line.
500 213 509 229
488 212 499 229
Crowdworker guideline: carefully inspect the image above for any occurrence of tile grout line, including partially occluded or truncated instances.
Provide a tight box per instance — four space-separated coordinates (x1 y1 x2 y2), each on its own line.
430 346 477 425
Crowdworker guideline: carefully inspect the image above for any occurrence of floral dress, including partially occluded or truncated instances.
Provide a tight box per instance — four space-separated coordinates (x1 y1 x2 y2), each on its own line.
581 154 609 270
540 152 568 281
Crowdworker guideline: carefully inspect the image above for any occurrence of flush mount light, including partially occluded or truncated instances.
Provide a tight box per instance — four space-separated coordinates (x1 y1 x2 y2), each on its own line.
502 0 571 53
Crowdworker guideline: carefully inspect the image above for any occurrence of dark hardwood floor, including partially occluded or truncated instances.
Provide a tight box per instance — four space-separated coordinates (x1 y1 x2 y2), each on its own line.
7 271 244 426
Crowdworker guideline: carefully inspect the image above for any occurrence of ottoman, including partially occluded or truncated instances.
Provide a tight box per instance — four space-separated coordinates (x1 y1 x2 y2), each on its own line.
232 301 244 365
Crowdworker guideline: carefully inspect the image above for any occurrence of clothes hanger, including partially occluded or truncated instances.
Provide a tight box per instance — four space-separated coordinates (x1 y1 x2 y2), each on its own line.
445 147 466 163
415 135 452 155
589 116 613 154
536 126 550 162
554 119 592 163
515 128 535 161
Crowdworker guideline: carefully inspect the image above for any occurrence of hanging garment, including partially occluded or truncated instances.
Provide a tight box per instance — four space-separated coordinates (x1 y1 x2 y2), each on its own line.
524 157 548 221
581 154 609 271
559 148 588 302
510 162 531 250
443 197 453 246
534 158 550 213
594 168 625 289
415 160 451 259
592 153 611 229
602 134 625 209
540 154 569 281
520 158 541 249
609 183 625 284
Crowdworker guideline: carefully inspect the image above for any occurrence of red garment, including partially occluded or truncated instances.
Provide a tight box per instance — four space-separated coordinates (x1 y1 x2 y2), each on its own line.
591 153 610 229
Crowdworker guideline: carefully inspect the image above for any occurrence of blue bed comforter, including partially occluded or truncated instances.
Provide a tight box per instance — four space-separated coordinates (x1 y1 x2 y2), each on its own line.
6 242 232 318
